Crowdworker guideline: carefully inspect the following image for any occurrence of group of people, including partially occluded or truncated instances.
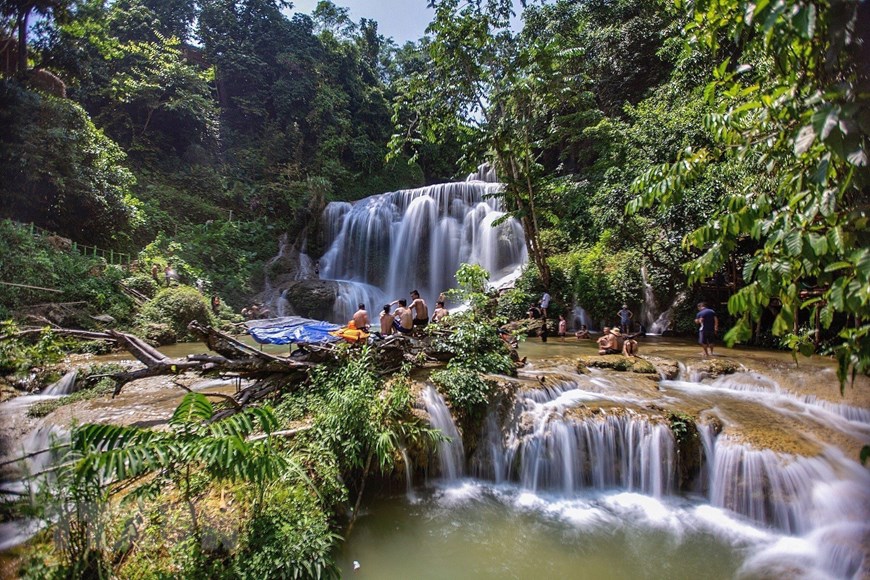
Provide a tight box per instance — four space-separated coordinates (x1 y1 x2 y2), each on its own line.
596 327 640 357
349 290 450 338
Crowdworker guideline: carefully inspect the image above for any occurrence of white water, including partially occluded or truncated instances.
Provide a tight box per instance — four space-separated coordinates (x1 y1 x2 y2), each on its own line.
315 180 526 321
421 385 464 480
417 362 869 579
41 370 78 396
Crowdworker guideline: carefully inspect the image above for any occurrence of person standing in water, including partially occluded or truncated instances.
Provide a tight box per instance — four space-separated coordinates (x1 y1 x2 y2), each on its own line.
540 291 551 318
694 302 719 357
617 304 633 333
558 314 567 340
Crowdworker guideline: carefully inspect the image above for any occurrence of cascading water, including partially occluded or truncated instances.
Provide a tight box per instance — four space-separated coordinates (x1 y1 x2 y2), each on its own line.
41 370 77 396
397 355 869 579
422 385 464 480
638 265 658 331
477 386 676 497
316 180 526 322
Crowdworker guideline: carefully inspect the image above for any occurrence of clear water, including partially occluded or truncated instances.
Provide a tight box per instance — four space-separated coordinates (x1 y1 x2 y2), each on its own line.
338 484 751 579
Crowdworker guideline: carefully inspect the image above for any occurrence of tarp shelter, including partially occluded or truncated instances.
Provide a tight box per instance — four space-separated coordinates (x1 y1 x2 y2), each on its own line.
245 316 341 345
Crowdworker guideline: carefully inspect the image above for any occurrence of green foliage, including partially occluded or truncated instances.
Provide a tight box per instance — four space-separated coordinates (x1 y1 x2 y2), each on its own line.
0 323 68 376
552 241 644 326
667 411 698 446
630 0 870 384
137 285 213 339
0 220 136 322
310 346 442 476
431 367 497 419
232 485 341 580
121 272 159 298
0 80 139 248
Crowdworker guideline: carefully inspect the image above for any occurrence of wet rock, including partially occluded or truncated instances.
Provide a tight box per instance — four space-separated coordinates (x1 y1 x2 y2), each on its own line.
693 358 740 378
281 279 339 321
577 355 657 375
643 356 680 380
140 322 177 346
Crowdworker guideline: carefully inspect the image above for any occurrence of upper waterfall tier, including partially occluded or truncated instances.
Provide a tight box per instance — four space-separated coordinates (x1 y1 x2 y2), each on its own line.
319 181 526 320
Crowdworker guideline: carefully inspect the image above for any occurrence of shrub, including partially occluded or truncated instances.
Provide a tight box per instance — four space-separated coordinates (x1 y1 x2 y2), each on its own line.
122 273 159 299
138 286 213 340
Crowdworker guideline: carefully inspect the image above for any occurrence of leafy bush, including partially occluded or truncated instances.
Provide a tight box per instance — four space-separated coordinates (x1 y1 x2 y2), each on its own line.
0 220 135 323
0 323 68 376
122 273 159 299
138 286 213 339
233 485 340 580
552 238 644 327
431 367 496 418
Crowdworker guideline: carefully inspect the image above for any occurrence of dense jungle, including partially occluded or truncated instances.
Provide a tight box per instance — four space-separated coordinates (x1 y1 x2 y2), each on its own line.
0 0 868 578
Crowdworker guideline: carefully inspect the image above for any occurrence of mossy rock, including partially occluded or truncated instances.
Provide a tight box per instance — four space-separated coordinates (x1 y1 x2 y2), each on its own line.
123 273 159 299
694 358 740 377
138 286 213 340
282 279 340 321
577 355 657 375
644 356 680 380
139 322 177 346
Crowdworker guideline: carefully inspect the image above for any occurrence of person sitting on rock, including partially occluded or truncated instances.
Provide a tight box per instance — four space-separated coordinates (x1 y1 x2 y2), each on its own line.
378 304 393 337
597 327 620 355
431 301 449 323
391 299 414 335
622 334 639 357
408 290 429 328
353 303 370 331
574 325 591 339
527 303 542 319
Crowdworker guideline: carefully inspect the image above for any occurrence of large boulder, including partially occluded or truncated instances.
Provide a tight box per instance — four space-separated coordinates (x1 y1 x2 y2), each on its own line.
282 279 339 321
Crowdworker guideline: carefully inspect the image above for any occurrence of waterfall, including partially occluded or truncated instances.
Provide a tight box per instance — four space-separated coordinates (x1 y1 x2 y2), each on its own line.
465 162 498 183
571 304 595 331
317 181 526 321
639 265 658 330
399 446 417 502
484 407 676 497
41 370 78 396
422 386 465 480
649 290 689 335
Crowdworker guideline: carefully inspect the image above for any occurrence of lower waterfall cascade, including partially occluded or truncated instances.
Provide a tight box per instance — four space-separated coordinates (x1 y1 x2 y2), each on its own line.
389 347 870 579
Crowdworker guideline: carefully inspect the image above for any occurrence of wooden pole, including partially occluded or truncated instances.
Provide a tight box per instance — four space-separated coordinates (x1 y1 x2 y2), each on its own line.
0 281 63 293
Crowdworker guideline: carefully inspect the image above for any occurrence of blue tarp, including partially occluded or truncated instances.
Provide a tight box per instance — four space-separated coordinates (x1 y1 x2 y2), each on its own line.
245 316 342 345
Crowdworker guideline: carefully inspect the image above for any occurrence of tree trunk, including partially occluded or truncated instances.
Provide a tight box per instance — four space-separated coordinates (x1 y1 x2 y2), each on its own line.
17 9 29 74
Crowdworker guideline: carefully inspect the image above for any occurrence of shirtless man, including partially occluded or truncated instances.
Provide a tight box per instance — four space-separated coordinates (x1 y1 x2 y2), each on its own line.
391 299 414 334
352 303 370 331
431 301 449 323
379 304 393 336
597 327 619 355
408 290 429 327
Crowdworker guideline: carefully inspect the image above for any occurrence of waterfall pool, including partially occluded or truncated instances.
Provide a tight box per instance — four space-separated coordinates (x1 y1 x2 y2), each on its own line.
339 484 765 579
339 337 869 579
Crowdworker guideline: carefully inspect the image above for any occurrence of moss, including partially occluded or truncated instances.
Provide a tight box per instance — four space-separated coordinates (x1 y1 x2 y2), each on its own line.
577 355 658 375
27 378 116 418
694 358 740 377
138 286 213 340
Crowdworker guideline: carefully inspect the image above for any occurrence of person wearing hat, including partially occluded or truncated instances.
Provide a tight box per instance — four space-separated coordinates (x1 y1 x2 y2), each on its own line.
597 327 620 355
610 327 625 352
617 305 633 333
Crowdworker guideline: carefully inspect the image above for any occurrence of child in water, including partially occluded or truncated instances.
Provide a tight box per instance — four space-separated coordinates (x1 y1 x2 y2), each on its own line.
558 314 567 340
